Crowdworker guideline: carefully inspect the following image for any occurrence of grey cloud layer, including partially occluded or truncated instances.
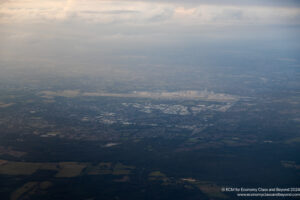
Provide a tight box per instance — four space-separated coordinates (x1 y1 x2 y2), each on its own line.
0 0 299 75
1 0 299 25
94 0 300 7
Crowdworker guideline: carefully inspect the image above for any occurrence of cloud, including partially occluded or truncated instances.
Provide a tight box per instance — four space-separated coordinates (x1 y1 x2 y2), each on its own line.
81 10 140 14
0 0 299 25
0 0 299 72
95 0 300 7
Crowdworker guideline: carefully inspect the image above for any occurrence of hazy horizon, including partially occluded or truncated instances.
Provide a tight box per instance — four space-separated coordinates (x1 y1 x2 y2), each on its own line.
1 0 299 76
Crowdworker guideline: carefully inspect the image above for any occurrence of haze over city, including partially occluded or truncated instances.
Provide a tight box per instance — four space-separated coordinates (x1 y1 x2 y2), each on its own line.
0 1 299 200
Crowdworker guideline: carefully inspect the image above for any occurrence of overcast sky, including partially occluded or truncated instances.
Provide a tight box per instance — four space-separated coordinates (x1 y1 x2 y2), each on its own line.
0 0 299 76
1 0 300 24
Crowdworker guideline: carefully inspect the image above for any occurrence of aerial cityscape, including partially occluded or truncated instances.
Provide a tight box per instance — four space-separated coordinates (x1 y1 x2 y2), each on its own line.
0 0 300 199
